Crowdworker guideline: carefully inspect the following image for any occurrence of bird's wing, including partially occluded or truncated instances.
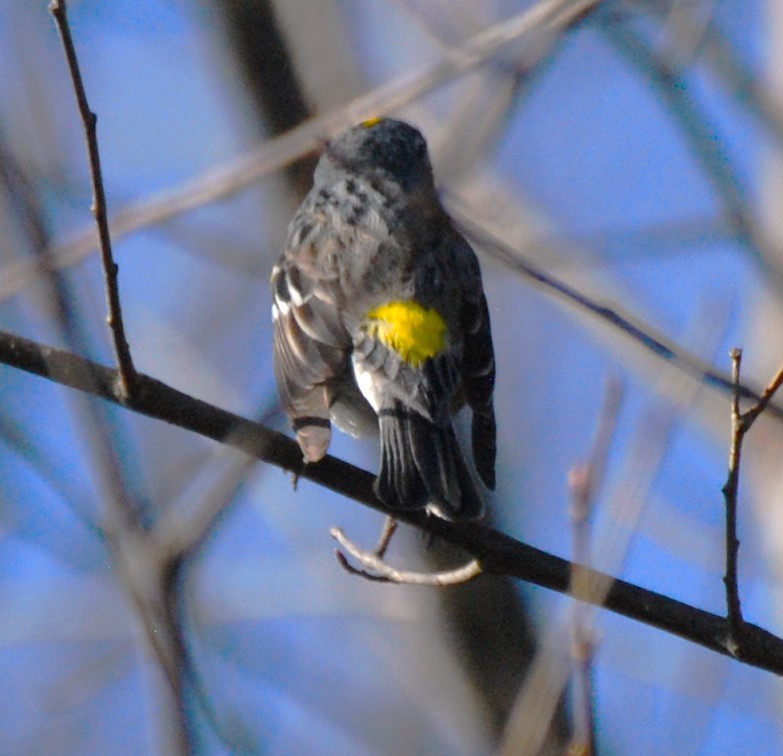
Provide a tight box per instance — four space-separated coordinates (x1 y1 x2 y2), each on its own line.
271 213 352 461
455 236 497 489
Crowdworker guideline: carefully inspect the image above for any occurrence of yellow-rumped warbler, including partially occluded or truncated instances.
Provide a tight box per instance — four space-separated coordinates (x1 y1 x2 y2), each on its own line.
271 118 495 520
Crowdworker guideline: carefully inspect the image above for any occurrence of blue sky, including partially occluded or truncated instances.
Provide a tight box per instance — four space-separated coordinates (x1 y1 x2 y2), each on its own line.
1 1 781 753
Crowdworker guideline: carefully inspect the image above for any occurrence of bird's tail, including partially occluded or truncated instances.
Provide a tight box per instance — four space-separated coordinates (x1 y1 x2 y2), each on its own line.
375 406 484 520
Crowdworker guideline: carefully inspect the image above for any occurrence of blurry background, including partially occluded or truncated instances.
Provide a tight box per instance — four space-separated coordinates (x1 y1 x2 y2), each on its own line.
1 0 782 753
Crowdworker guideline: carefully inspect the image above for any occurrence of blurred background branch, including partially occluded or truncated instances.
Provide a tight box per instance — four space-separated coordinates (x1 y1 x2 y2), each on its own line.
1 0 782 753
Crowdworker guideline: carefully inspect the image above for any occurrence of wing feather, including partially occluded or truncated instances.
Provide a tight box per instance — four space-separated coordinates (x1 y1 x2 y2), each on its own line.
271 217 353 460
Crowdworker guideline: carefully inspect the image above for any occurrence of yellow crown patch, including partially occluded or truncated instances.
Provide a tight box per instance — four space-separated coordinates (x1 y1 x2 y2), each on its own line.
360 116 383 129
366 300 446 367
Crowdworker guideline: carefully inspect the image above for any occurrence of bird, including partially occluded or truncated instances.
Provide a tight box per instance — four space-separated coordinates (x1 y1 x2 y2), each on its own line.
270 117 496 520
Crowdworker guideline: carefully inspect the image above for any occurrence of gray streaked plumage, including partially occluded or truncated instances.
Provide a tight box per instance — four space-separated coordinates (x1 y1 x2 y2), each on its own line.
271 118 495 519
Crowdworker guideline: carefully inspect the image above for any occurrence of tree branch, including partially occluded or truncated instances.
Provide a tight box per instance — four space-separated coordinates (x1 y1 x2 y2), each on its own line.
331 527 482 585
723 348 745 648
49 0 136 398
602 19 783 290
0 0 602 311
722 351 783 651
2 327 783 676
567 379 622 755
450 200 783 422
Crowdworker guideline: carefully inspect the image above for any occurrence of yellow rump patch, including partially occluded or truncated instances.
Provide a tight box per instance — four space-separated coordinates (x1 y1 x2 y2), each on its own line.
366 300 446 367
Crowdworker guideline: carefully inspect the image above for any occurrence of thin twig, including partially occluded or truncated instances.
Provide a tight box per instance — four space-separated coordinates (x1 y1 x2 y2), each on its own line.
569 377 623 522
568 469 597 756
374 516 398 558
721 351 783 650
722 349 745 650
449 200 783 421
152 399 279 561
567 379 623 756
331 527 482 585
49 0 135 399
502 304 725 754
741 359 783 427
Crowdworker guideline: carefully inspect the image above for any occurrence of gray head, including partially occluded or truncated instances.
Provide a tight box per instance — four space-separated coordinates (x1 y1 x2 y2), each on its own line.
316 118 435 192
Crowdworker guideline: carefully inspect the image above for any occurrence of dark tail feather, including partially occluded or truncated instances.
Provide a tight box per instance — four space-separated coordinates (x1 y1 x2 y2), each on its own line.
375 408 484 520
411 419 485 521
375 411 428 510
472 408 496 490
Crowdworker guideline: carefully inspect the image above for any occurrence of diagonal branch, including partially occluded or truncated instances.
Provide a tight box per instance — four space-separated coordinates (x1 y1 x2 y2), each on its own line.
449 200 783 422
603 20 783 289
0 0 602 309
2 327 783 676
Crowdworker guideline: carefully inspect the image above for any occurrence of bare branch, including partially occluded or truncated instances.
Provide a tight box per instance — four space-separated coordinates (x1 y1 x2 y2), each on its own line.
0 0 603 310
373 516 398 558
741 358 783 428
331 527 482 585
721 350 783 650
645 0 783 146
568 377 623 525
3 328 783 676
332 514 398 578
449 199 783 423
567 379 623 755
152 453 257 562
49 0 135 398
722 348 745 650
602 20 783 289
